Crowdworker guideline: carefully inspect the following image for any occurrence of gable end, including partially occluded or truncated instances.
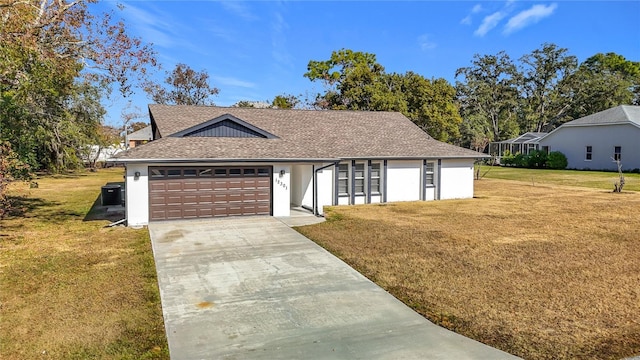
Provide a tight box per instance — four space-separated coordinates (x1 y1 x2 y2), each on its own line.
169 114 279 139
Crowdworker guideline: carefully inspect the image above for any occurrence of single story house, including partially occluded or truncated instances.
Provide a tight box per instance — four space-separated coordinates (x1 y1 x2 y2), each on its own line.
112 104 487 226
126 125 153 148
538 105 640 171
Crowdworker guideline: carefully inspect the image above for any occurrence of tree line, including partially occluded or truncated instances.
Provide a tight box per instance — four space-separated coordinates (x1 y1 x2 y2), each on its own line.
301 45 639 151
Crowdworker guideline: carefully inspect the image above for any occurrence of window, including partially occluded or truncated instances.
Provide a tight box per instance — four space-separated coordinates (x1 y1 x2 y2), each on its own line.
150 169 165 178
542 146 549 154
614 146 622 161
425 162 435 186
183 169 197 177
257 168 270 177
585 146 592 161
229 168 242 176
354 163 365 194
198 168 212 177
338 163 349 196
370 163 381 194
244 168 256 175
213 168 227 177
167 169 181 177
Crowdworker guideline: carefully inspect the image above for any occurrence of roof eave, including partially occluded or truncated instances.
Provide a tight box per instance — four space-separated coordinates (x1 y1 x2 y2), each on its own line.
107 157 340 164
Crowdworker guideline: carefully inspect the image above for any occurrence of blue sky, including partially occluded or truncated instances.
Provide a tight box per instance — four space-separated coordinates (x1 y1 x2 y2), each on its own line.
95 0 640 126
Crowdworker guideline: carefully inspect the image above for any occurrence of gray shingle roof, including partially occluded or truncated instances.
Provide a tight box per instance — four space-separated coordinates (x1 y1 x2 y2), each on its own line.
563 105 640 127
126 125 152 141
114 104 486 162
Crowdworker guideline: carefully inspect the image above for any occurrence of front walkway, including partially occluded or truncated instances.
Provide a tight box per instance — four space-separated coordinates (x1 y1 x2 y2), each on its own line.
148 217 520 359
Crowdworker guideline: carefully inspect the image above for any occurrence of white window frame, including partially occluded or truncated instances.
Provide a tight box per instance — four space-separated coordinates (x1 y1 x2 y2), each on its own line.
370 162 381 195
614 146 622 161
354 163 365 195
425 162 435 187
338 163 349 197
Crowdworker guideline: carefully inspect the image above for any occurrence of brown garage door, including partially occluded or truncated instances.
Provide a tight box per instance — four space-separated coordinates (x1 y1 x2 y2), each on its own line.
148 166 271 221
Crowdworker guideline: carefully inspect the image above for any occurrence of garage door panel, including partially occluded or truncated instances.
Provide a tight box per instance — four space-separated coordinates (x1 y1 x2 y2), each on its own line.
182 181 199 191
149 166 272 221
166 195 183 205
197 194 214 204
166 182 183 191
198 181 214 191
182 194 198 204
227 180 243 189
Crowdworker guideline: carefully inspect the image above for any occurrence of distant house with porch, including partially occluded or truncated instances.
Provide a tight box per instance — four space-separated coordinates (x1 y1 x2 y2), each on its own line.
488 132 548 161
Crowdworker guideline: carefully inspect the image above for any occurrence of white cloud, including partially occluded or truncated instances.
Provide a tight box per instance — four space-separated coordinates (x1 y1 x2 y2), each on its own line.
271 11 293 67
461 4 483 25
219 1 257 21
118 2 184 48
418 34 437 51
504 3 558 34
210 75 256 88
460 15 472 25
474 11 507 37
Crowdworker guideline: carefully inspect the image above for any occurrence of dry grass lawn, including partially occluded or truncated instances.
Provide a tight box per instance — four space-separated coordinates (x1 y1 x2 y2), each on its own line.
296 179 640 360
0 169 168 359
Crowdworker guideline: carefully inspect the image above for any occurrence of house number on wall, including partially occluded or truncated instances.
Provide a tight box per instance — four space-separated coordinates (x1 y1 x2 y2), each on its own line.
275 178 288 190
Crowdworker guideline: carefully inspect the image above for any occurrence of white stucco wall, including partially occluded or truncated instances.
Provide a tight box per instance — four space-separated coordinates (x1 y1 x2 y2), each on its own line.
272 164 291 217
440 159 475 200
386 160 422 202
539 124 640 171
291 164 313 209
315 164 335 215
125 163 149 227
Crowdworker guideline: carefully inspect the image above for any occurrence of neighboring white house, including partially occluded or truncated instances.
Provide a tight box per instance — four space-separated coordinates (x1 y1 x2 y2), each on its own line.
538 105 640 171
111 104 487 227
82 142 125 165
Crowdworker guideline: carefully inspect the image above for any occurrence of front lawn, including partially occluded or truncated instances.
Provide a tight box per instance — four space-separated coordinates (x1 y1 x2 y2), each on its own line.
296 179 640 360
0 169 168 359
479 165 640 191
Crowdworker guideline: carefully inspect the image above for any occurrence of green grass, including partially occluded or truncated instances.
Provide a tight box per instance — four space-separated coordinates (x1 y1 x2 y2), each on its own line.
477 165 640 191
0 168 168 359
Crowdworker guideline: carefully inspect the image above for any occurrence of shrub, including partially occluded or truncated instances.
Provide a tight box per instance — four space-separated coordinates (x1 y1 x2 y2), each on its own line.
526 150 548 168
513 153 527 167
501 150 515 166
547 151 568 169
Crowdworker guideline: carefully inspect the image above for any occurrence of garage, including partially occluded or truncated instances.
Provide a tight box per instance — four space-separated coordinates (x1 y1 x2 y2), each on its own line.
148 166 271 221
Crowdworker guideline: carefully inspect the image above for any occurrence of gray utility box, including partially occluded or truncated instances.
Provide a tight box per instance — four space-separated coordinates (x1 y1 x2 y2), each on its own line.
101 185 122 206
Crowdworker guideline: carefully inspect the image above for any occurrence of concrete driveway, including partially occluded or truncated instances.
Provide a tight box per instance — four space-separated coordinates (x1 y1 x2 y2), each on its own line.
148 216 519 359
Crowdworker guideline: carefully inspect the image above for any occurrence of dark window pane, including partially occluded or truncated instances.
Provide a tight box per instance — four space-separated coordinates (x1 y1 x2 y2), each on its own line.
425 162 435 173
198 169 212 177
258 168 270 176
214 169 227 176
338 181 348 194
167 169 181 177
371 178 379 191
371 163 380 178
183 169 197 177
229 168 242 176
425 174 434 185
150 169 165 178
244 168 256 175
